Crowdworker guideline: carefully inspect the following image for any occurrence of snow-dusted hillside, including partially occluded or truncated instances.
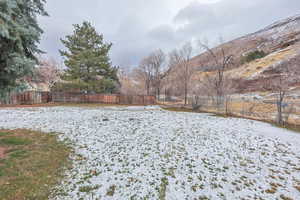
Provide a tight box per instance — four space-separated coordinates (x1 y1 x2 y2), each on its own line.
245 14 300 53
191 14 300 66
255 14 300 40
0 106 299 199
190 14 300 92
193 14 300 65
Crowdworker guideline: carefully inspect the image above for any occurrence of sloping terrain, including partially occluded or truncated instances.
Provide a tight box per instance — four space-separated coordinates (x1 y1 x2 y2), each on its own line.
0 106 300 199
191 14 300 92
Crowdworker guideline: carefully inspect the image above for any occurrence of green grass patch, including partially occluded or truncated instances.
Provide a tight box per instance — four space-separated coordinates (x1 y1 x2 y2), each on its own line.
106 185 116 196
0 132 13 137
0 129 72 200
79 185 100 193
0 137 31 145
9 149 28 159
158 177 169 200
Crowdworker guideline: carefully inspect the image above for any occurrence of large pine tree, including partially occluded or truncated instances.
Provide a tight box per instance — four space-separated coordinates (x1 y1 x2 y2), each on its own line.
0 0 47 95
59 22 119 93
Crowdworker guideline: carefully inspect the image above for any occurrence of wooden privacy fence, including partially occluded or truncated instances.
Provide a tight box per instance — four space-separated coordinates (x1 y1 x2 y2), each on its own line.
0 91 51 105
0 91 156 105
51 92 156 105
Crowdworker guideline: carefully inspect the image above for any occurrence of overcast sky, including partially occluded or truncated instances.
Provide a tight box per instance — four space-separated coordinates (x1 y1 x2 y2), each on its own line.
38 0 300 68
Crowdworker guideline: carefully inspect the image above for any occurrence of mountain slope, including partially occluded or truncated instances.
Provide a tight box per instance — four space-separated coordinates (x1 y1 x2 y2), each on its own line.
191 14 300 92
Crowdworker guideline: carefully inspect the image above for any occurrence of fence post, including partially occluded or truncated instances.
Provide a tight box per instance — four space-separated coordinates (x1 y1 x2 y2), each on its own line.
143 95 145 105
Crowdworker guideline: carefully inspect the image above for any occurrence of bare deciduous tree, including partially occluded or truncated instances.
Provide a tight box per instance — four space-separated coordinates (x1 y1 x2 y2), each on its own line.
136 49 167 97
263 61 292 125
168 42 193 105
119 68 142 95
136 57 154 95
149 49 166 99
193 72 234 115
198 40 234 110
36 57 61 89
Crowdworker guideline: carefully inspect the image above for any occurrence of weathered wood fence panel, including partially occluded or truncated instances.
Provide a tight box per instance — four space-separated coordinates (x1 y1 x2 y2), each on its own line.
0 91 51 105
1 91 156 105
51 92 156 105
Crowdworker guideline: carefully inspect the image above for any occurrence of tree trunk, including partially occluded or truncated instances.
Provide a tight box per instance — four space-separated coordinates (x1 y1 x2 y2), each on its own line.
184 82 188 105
146 82 150 96
277 101 283 125
277 91 285 126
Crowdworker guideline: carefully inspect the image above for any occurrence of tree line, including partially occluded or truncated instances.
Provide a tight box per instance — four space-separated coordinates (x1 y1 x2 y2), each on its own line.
0 0 119 98
120 40 233 106
120 39 299 126
120 42 193 105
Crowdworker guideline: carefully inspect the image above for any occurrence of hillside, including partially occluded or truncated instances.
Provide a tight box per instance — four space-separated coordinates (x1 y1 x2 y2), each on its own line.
191 14 300 92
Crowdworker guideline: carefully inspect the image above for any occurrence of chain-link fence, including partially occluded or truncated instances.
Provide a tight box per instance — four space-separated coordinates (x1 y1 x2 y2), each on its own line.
189 94 300 125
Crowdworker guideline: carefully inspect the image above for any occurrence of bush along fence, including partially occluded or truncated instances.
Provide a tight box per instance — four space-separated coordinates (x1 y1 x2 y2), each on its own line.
0 91 156 105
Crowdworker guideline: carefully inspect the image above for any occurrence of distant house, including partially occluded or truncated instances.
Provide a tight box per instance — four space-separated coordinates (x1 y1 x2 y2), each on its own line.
25 81 50 92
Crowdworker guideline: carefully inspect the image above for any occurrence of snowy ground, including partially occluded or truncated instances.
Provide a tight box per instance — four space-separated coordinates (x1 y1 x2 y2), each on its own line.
0 106 300 200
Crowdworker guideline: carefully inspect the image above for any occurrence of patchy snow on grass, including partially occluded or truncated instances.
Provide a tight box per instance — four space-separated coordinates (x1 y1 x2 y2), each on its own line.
0 106 300 200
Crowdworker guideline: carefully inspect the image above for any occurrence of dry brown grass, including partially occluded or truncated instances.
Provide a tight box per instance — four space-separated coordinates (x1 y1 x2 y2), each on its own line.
229 101 275 114
193 47 296 82
294 185 300 192
238 48 295 78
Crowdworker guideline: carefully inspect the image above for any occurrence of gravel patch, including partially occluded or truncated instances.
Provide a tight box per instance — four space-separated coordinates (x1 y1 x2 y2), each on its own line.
0 106 300 199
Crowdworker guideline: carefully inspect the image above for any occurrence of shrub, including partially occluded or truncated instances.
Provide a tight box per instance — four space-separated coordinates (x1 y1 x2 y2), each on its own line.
241 50 267 64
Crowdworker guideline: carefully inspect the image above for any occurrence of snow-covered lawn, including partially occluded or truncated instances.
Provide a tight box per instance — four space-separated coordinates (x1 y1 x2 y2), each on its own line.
0 106 300 200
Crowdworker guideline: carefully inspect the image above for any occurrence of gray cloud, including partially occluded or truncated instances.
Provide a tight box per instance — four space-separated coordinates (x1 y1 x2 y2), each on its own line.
173 0 300 42
38 0 300 68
